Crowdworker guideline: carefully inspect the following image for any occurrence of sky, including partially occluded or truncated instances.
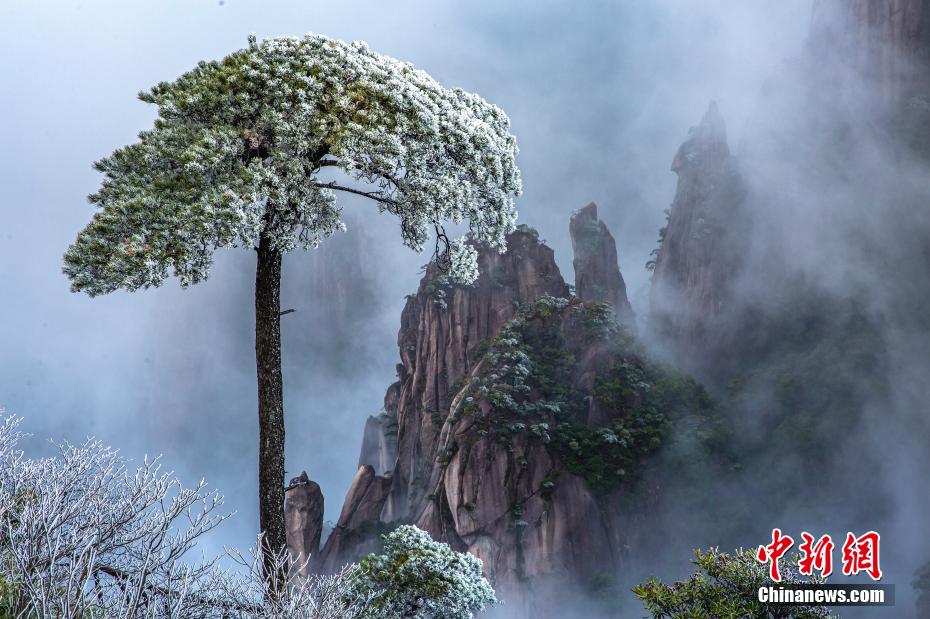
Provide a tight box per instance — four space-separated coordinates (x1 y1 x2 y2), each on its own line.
0 0 811 560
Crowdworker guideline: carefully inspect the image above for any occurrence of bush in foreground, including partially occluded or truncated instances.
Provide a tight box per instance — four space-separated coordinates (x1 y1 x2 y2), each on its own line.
0 414 494 618
633 547 836 619
351 525 496 618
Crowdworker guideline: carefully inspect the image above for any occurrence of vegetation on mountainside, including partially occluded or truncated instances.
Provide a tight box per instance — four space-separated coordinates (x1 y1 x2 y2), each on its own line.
444 293 728 494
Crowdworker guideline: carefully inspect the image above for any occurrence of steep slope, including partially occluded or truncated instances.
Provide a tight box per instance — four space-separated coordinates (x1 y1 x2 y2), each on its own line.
809 0 930 103
404 293 721 616
314 225 572 577
569 202 635 326
645 0 928 575
293 222 724 618
648 102 744 376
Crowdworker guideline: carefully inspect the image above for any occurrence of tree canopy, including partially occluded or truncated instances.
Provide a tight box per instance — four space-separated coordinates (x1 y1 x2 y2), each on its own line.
64 33 521 295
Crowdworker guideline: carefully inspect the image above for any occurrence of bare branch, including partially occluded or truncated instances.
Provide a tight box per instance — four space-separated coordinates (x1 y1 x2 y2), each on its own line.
309 181 398 206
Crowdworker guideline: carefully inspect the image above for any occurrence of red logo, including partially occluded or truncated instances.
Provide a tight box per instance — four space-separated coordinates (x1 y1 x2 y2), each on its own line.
841 531 882 581
756 529 882 582
798 532 834 578
757 528 794 582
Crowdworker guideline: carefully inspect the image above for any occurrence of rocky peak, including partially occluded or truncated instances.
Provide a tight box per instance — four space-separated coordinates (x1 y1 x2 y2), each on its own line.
314 226 570 574
317 464 393 573
299 216 721 618
357 410 398 476
649 102 743 373
569 202 635 326
381 226 570 524
670 101 729 174
284 471 323 578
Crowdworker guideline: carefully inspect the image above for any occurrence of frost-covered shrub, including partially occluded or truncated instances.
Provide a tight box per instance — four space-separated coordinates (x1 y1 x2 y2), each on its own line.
0 415 493 618
0 415 226 617
350 525 496 618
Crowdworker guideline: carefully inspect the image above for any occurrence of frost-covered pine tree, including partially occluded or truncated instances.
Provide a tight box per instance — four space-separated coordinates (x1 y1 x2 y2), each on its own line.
63 33 521 581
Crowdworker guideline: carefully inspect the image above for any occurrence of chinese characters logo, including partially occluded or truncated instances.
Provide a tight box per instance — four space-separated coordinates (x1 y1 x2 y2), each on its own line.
757 529 882 582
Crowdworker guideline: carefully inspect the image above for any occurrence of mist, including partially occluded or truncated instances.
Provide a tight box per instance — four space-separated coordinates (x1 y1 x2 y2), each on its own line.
8 0 926 617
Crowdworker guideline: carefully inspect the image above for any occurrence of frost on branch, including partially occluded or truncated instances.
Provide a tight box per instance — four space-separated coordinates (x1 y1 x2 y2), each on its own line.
0 415 497 617
448 238 480 285
63 33 521 295
349 525 497 619
0 414 229 616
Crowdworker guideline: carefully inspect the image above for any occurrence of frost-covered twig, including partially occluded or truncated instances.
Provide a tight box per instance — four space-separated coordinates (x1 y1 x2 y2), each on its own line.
0 414 227 617
0 415 371 618
0 414 492 618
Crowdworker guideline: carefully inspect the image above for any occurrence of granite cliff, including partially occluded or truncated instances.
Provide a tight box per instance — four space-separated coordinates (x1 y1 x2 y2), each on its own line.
287 213 723 617
645 0 921 546
648 102 744 376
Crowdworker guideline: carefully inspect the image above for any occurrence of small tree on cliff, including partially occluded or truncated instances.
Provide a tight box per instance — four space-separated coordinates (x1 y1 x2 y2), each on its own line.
63 34 521 579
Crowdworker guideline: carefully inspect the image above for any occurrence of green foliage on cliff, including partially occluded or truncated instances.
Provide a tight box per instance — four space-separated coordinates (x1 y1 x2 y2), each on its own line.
556 358 722 492
456 294 726 493
554 410 669 492
721 284 890 508
645 207 670 272
513 223 540 240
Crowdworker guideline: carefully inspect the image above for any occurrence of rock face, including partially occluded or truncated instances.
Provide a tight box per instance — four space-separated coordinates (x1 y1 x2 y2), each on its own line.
648 2 930 379
285 211 382 385
406 302 639 616
642 0 913 526
357 412 398 476
569 202 635 326
809 0 930 102
301 212 377 332
377 227 571 528
318 465 393 573
648 102 743 374
284 472 324 578
309 223 720 617
317 226 572 579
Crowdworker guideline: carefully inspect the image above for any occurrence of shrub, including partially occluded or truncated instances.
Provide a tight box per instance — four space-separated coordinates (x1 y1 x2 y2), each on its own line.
350 525 496 618
0 414 495 618
633 548 836 618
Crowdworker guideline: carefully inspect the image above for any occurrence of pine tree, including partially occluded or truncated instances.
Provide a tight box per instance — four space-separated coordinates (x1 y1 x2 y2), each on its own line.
63 33 521 583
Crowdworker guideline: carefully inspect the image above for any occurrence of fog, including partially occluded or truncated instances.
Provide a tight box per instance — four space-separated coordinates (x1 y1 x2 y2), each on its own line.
9 1 927 616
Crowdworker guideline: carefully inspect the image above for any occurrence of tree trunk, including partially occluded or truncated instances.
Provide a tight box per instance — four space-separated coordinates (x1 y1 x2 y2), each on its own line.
254 234 286 585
